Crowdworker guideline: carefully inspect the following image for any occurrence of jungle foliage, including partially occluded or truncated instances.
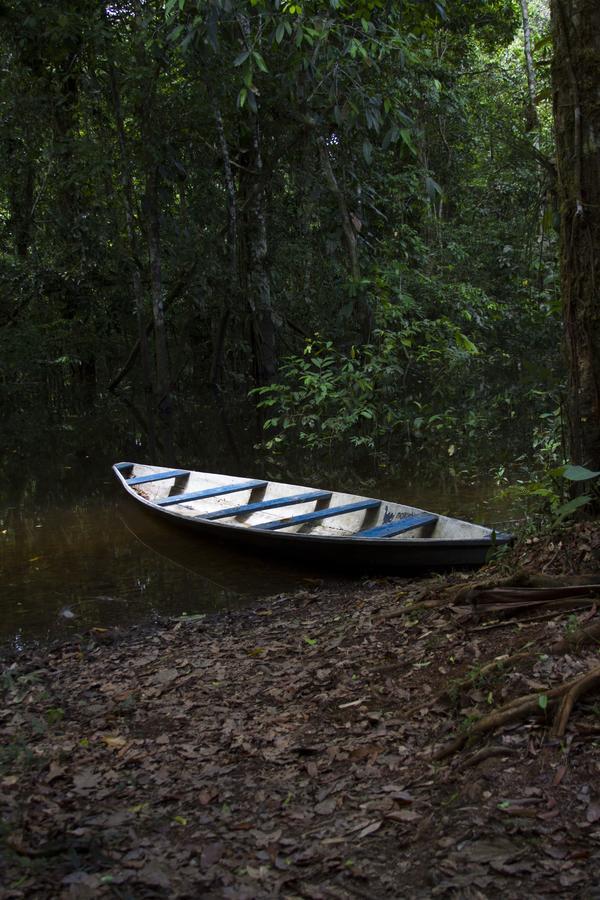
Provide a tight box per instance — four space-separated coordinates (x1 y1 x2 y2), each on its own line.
0 0 563 474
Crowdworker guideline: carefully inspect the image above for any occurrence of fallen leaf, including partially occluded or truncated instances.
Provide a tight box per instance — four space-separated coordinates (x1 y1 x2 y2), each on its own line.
386 809 421 823
315 797 337 815
101 735 127 749
339 697 367 709
47 762 66 783
201 842 224 867
357 820 382 839
153 668 180 685
73 769 102 792
586 802 600 823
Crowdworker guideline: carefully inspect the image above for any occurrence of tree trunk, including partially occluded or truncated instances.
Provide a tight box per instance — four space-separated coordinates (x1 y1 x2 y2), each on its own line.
107 51 154 405
144 167 172 411
247 118 277 384
318 139 371 342
519 0 539 133
237 11 277 386
210 101 238 386
551 0 600 471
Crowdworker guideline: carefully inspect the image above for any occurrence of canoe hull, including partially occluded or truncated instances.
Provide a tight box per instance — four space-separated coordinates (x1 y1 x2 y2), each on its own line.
114 463 510 571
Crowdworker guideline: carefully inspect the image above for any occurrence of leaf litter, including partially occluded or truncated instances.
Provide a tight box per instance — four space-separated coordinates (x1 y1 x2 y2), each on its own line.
2 523 600 897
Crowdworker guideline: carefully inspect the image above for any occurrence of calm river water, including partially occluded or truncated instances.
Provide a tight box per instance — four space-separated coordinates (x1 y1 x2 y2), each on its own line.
1 393 519 651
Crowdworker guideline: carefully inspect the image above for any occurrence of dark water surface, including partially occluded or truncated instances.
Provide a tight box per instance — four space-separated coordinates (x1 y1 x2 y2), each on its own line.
1 395 518 652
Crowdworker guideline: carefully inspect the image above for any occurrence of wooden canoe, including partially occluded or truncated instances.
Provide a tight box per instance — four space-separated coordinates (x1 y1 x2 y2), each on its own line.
113 462 512 570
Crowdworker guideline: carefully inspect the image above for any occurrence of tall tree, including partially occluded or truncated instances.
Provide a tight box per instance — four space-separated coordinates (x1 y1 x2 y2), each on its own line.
551 0 600 470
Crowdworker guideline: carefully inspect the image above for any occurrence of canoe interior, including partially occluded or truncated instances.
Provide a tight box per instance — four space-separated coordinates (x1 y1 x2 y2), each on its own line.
113 462 510 547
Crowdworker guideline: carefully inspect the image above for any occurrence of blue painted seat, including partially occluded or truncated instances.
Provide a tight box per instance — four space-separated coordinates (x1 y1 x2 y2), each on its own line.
200 490 332 520
156 479 268 507
255 499 381 531
127 469 189 485
115 462 134 472
357 514 438 539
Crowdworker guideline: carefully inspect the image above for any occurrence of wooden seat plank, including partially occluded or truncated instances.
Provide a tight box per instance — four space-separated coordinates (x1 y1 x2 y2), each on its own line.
200 490 332 520
357 514 438 539
115 462 134 472
127 469 189 485
255 499 380 531
156 479 268 507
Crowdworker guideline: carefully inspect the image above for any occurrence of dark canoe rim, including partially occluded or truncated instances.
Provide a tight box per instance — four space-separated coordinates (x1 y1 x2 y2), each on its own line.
113 464 513 571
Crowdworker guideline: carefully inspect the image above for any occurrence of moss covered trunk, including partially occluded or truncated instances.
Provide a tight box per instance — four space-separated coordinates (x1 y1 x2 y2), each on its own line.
552 0 600 470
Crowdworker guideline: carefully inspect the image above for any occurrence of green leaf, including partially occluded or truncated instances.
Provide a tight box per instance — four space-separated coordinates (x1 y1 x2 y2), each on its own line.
168 24 184 42
252 51 268 72
538 693 548 711
233 50 250 67
455 332 478 355
535 86 552 103
237 87 248 108
362 140 373 165
425 175 443 199
275 21 285 43
555 494 591 521
562 464 600 482
304 636 317 646
534 33 553 52
399 128 417 155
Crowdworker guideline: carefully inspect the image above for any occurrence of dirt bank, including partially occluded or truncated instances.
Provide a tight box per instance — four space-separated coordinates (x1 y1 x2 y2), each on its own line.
2 524 600 898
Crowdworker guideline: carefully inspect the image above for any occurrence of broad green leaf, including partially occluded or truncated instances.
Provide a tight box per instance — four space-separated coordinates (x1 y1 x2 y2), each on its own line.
534 33 553 52
538 694 548 711
562 464 600 481
399 128 416 155
168 24 184 42
362 140 373 165
233 50 250 67
425 175 443 199
455 332 478 355
252 51 268 72
555 494 591 521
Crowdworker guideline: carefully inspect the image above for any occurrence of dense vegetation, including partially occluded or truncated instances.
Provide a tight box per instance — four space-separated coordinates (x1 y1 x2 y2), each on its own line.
0 0 596 486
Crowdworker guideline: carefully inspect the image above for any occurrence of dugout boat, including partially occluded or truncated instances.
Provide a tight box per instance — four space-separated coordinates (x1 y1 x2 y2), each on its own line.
113 462 512 570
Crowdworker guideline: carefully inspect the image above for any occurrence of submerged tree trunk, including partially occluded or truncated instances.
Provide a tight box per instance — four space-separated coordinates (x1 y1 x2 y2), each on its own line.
551 0 600 472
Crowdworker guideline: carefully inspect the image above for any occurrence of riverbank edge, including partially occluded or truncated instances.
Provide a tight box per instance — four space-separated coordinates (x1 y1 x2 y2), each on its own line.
2 540 600 898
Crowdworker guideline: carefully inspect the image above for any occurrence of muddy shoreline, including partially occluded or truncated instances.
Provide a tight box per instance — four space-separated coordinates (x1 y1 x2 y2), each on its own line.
3 530 600 898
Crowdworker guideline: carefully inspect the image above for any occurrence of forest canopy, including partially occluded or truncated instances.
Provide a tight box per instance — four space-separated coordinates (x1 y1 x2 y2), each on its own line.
0 0 577 477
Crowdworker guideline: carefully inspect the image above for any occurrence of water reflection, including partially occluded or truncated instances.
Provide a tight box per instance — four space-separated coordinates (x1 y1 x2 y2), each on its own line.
0 392 519 651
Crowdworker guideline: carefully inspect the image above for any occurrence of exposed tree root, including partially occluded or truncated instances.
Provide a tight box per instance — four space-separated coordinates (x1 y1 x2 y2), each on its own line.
552 666 600 738
434 664 600 761
421 571 600 611
443 618 600 701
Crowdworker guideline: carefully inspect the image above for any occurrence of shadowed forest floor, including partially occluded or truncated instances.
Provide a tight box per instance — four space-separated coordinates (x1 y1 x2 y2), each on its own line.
3 523 600 898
